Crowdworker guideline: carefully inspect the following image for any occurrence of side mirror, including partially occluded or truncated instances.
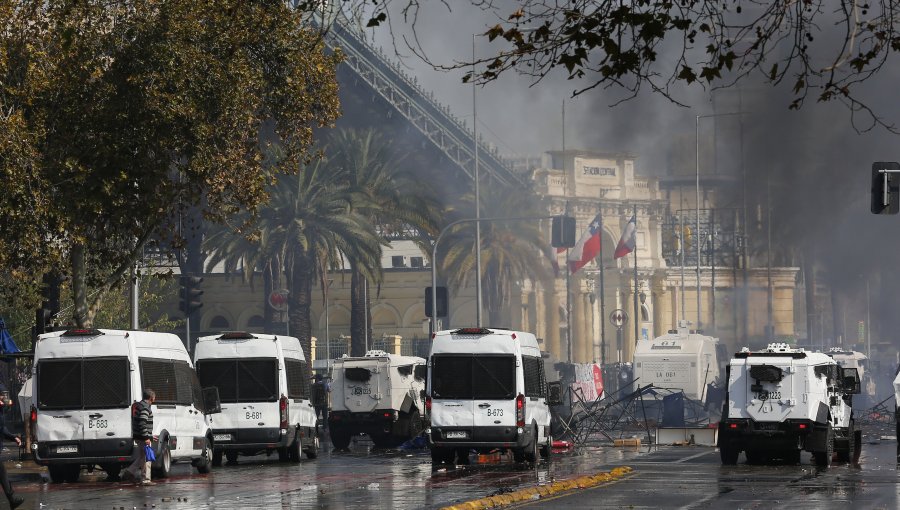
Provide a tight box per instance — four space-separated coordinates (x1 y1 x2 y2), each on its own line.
202 387 222 415
547 381 562 406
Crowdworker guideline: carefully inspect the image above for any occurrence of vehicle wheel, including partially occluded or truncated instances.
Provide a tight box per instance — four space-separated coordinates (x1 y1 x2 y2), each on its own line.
289 431 302 463
853 429 862 464
430 447 454 467
813 424 833 468
539 432 552 460
523 426 539 464
305 433 319 460
330 429 352 450
194 438 212 474
277 447 289 462
456 448 470 465
212 450 223 467
101 463 122 481
225 451 239 464
152 446 171 479
408 408 424 438
719 439 739 465
48 465 68 483
63 464 81 483
836 420 854 463
786 448 802 465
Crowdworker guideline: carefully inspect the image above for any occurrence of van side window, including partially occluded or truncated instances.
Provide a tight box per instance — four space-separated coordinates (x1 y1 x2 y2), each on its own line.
523 356 545 398
285 359 310 399
140 358 194 405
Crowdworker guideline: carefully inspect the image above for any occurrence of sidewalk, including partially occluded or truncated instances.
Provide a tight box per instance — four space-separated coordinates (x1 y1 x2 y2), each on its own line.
1 448 46 484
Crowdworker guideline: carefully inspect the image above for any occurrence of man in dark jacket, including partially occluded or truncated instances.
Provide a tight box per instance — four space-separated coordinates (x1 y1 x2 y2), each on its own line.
311 374 330 431
0 386 23 508
125 389 155 485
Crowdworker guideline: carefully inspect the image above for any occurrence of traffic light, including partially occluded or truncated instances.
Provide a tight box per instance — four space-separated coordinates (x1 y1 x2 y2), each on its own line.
871 161 900 214
35 308 53 335
551 215 576 248
425 286 448 317
179 275 204 315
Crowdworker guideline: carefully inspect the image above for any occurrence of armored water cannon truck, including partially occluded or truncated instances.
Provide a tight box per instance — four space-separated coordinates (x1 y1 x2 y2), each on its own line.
328 350 427 449
718 343 862 467
633 321 726 402
827 348 875 407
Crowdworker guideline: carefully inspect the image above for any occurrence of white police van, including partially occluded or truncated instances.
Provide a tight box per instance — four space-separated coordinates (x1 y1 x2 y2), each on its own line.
31 328 220 483
718 343 861 466
194 332 318 464
426 328 560 468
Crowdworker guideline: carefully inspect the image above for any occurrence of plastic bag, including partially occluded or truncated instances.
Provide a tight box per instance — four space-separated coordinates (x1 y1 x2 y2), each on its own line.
144 444 156 462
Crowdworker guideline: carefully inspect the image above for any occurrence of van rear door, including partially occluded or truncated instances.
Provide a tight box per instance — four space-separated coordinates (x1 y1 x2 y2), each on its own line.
36 359 85 449
431 355 517 437
81 358 132 451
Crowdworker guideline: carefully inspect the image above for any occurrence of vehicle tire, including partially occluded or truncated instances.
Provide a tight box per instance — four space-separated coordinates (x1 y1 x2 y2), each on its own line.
225 451 239 464
101 463 122 480
277 447 289 462
407 408 424 438
456 448 470 465
289 431 302 463
539 432 552 460
194 438 212 474
719 439 739 465
523 426 539 464
152 445 171 479
431 447 449 467
63 464 81 483
48 465 68 484
212 450 223 467
745 449 766 465
305 433 319 460
786 448 802 465
853 429 862 464
330 429 352 450
813 424 833 468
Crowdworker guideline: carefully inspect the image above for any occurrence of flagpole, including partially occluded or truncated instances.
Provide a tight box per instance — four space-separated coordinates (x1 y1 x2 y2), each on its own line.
598 206 606 367
633 204 640 350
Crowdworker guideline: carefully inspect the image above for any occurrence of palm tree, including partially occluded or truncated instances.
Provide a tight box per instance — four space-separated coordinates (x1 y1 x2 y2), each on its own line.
325 128 441 356
440 182 552 327
204 157 384 364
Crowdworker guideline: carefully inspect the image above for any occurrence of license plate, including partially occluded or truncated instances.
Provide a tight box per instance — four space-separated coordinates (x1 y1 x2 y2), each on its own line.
213 434 232 442
756 422 779 431
445 431 467 439
55 445 78 454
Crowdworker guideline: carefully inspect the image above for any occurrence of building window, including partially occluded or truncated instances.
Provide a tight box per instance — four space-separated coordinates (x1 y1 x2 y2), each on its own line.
391 256 406 268
210 315 230 329
247 315 265 329
410 256 424 268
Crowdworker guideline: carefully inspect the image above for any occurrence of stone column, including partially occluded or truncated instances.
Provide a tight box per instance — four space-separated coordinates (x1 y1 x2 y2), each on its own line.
572 290 585 363
582 293 595 363
544 286 561 359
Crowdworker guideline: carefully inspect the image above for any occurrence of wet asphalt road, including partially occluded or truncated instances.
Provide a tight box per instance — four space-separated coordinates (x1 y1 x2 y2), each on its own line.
8 434 900 509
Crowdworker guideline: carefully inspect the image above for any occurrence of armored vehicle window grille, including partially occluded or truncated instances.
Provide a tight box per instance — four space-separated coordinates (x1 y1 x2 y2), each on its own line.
236 360 278 402
285 359 310 399
174 362 196 405
344 367 372 383
196 360 238 403
523 356 543 397
749 365 783 382
140 359 179 404
83 358 130 408
813 365 838 384
37 360 82 409
397 364 413 377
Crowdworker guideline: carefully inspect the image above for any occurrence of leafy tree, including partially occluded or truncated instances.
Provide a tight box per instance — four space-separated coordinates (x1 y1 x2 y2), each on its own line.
325 128 441 356
439 182 552 327
0 0 341 327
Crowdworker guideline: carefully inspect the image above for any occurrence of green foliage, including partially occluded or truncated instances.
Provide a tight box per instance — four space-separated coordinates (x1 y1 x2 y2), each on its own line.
0 0 342 325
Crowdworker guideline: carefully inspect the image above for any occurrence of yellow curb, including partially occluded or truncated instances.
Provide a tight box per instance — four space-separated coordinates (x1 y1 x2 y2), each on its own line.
439 466 634 510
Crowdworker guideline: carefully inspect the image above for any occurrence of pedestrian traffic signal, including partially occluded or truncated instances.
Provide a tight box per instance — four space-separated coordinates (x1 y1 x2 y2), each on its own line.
179 275 204 315
425 286 448 317
551 215 576 248
871 162 900 214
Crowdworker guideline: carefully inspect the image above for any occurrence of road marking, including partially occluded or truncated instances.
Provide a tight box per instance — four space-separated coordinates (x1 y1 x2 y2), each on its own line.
673 450 715 463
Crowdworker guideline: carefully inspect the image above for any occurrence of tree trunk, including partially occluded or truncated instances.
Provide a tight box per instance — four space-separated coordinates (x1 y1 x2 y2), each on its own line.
289 254 314 376
350 267 366 356
71 243 90 328
263 263 274 333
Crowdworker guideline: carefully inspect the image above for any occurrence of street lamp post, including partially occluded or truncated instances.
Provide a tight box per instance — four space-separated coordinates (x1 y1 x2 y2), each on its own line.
473 34 483 328
695 112 744 331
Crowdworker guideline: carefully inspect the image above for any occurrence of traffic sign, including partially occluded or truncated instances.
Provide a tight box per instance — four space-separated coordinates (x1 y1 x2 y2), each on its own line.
268 289 289 311
609 309 628 329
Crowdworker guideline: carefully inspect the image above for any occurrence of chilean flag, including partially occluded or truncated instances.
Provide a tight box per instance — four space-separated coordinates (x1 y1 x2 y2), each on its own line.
568 213 603 274
614 215 637 259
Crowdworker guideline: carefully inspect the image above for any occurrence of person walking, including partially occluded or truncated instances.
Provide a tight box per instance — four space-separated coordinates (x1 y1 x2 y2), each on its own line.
126 389 156 485
0 386 24 508
311 374 330 431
